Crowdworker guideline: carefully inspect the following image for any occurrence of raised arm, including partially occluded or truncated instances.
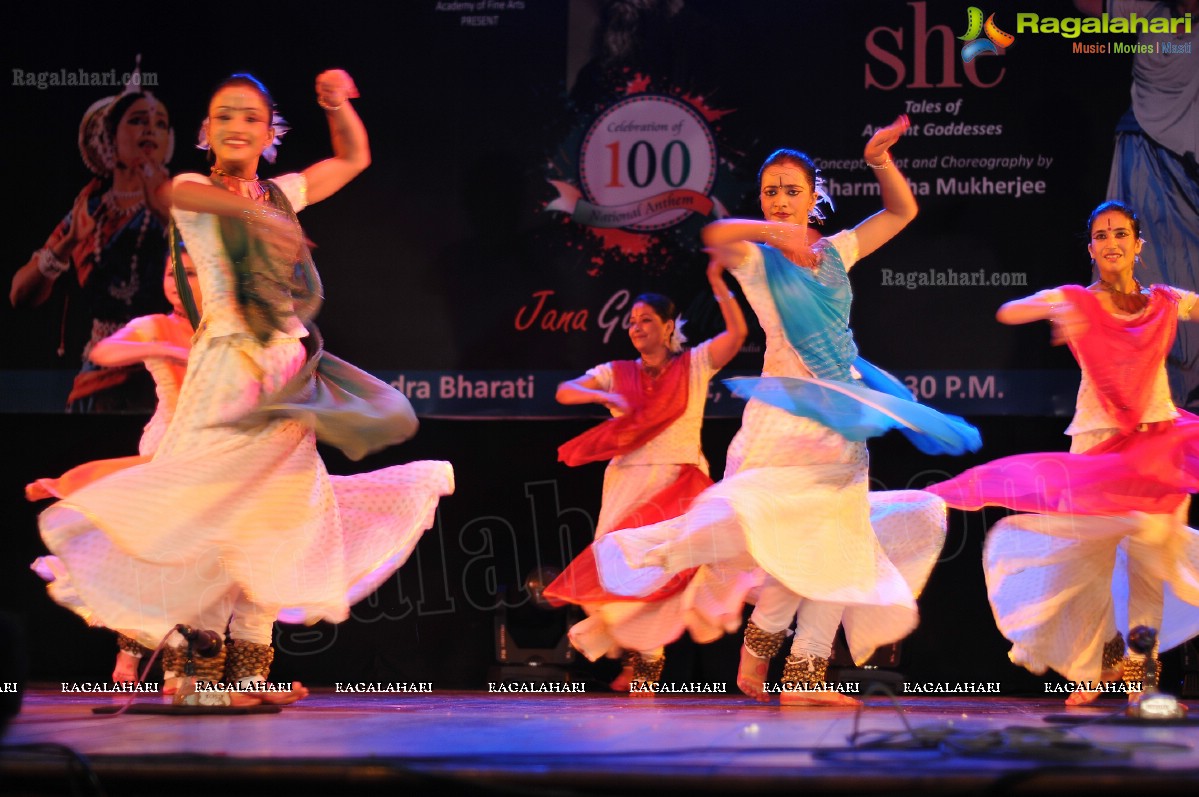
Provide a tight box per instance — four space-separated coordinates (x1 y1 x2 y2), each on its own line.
996 288 1087 345
995 289 1066 325
851 115 918 260
164 176 303 262
90 317 188 366
168 177 268 216
302 70 370 205
701 223 818 269
556 373 629 414
705 256 748 369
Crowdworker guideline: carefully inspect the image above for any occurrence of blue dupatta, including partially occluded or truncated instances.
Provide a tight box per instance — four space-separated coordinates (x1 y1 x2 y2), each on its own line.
725 244 980 456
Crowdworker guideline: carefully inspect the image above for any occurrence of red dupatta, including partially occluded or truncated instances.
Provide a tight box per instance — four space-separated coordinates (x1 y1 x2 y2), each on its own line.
557 350 691 466
542 464 711 606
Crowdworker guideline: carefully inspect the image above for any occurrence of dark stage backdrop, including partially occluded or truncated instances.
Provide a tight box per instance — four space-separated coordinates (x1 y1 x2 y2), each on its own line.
3 1 1195 690
1 0 1166 418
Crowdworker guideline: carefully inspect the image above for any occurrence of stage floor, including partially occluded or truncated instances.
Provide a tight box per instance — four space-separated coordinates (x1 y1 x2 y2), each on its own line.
4 688 1199 796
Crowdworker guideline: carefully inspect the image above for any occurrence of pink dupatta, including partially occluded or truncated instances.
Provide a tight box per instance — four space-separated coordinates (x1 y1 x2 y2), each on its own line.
929 285 1199 515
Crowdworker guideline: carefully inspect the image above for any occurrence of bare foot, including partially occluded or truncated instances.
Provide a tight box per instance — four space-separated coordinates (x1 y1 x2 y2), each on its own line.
1065 688 1101 706
780 689 861 707
112 652 140 683
1065 664 1123 707
256 681 309 705
609 664 634 693
225 681 308 706
737 645 771 703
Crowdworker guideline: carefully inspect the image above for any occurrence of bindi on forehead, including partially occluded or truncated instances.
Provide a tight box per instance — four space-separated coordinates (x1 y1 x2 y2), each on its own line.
138 100 168 120
1093 214 1132 234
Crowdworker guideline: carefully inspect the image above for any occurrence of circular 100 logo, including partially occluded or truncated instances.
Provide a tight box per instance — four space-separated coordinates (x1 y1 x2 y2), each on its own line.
579 94 718 232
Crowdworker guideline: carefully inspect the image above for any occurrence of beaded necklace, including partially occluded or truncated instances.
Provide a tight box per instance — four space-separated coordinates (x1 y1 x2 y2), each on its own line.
638 352 678 394
211 168 267 202
1096 278 1148 315
100 188 152 304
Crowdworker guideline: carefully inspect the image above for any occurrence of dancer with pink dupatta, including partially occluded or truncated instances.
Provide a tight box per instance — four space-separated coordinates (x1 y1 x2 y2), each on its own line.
929 201 1199 705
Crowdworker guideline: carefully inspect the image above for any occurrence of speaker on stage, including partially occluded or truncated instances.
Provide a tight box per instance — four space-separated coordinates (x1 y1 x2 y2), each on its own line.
830 628 904 693
0 611 28 738
491 568 578 685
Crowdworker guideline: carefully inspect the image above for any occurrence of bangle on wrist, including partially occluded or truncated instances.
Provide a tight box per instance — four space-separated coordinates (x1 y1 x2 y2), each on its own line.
715 292 735 303
35 248 69 279
867 156 892 170
317 97 344 112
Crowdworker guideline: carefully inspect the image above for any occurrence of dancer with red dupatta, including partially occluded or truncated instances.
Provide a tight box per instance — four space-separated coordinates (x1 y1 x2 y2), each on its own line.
545 265 747 692
929 201 1199 705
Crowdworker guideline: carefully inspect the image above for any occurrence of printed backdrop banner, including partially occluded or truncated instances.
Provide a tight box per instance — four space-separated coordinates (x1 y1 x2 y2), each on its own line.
3 0 1190 417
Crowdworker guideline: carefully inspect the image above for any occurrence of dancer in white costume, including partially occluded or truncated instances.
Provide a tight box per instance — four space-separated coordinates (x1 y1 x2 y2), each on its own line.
35 71 454 704
930 200 1199 706
546 277 747 692
596 116 974 705
27 252 202 685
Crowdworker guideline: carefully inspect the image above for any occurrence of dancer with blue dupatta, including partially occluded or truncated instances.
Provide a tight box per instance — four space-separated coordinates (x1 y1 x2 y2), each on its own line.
593 116 979 705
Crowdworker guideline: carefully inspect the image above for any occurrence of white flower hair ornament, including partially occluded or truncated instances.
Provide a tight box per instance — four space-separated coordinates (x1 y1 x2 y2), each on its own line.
668 317 689 354
196 109 290 164
809 168 835 224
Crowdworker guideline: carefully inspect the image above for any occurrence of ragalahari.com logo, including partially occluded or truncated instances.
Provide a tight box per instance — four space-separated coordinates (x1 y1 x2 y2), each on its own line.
959 7 1015 62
